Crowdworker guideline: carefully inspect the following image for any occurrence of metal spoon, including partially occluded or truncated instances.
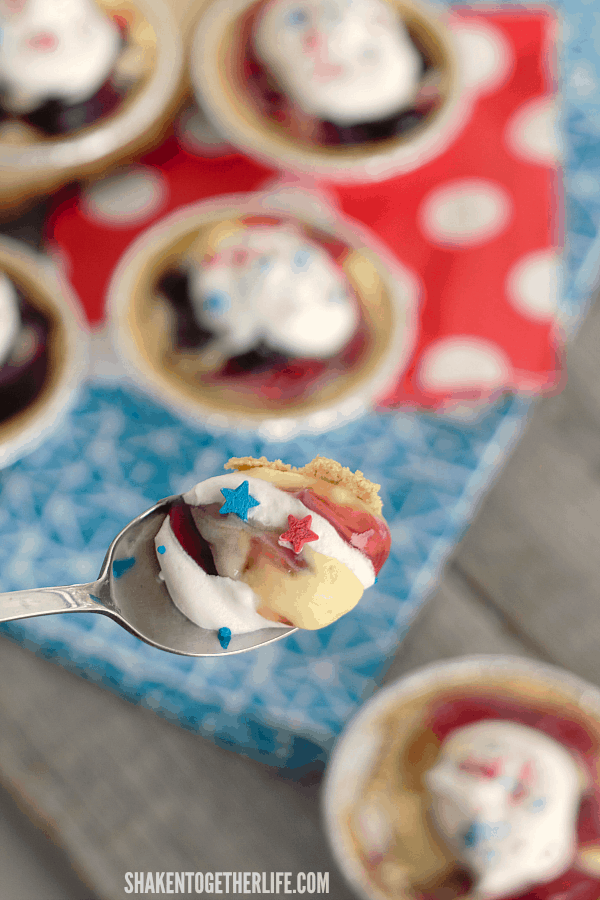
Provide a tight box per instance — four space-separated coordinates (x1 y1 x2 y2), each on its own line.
0 496 297 656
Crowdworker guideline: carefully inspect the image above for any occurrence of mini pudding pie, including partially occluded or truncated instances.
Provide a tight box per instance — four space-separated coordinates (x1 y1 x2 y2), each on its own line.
0 0 154 138
139 211 402 425
0 270 53 423
331 660 600 900
154 455 390 646
251 0 440 146
111 197 415 434
156 217 360 387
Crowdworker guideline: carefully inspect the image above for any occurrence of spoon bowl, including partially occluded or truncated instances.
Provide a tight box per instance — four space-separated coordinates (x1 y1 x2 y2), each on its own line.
0 496 297 656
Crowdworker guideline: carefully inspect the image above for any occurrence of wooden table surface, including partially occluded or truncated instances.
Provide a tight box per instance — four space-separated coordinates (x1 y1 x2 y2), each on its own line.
0 277 597 899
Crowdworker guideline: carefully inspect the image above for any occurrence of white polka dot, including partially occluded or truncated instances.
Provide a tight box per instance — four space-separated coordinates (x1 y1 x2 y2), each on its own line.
568 61 597 99
82 166 168 227
506 249 560 320
176 105 233 158
450 21 514 95
418 337 512 391
419 179 513 248
505 97 562 166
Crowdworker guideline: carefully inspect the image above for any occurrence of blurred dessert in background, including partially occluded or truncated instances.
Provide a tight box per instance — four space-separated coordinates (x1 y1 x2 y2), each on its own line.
190 0 460 181
157 219 360 376
109 195 416 437
252 0 439 146
425 720 583 900
0 270 52 422
0 0 182 211
0 0 142 136
0 237 87 468
154 455 391 646
324 657 600 900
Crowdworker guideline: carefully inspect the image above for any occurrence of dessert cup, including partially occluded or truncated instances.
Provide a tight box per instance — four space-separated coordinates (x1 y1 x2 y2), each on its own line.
0 237 88 468
108 189 420 439
190 0 468 183
323 656 600 900
0 0 184 213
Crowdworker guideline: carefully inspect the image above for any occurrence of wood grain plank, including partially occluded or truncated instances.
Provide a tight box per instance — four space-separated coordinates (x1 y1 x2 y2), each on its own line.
382 567 542 686
455 294 600 687
0 638 355 900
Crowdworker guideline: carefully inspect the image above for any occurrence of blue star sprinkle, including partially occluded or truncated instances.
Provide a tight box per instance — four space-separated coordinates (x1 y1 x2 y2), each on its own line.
462 821 484 848
287 7 308 27
203 290 231 316
218 627 232 650
157 545 166 554
219 480 260 522
292 248 311 271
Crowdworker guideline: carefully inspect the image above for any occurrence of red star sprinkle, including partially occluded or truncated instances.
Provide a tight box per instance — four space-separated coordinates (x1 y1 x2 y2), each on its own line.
278 514 318 554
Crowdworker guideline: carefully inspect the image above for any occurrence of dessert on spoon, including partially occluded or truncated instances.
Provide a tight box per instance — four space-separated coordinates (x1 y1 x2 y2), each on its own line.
0 455 390 656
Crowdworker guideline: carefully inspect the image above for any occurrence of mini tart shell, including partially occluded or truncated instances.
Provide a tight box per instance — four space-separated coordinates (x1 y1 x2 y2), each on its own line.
0 0 184 212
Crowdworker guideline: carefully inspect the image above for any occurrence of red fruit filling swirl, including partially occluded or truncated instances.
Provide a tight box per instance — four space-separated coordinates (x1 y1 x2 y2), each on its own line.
168 498 218 576
286 487 391 575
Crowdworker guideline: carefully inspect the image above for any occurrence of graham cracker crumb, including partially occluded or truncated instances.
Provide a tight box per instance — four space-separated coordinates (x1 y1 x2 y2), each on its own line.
225 456 294 474
225 455 383 516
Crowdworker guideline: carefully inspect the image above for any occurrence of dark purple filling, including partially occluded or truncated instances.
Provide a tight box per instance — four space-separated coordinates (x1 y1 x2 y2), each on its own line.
222 344 289 376
22 78 126 136
157 267 287 374
157 269 215 352
0 289 50 423
322 106 429 146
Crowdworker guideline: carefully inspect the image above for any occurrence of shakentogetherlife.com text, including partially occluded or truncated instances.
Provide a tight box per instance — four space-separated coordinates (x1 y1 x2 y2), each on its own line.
124 872 330 895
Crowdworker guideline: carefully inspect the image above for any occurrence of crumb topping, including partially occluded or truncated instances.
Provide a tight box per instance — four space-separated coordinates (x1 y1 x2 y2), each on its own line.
225 455 383 516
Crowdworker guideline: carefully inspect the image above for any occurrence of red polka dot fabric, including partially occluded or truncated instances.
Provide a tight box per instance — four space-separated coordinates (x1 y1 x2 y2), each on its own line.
46 7 560 416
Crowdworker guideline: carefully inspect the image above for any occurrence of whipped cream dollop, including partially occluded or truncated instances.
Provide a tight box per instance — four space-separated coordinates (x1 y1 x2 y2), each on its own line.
253 0 423 126
187 225 359 359
0 0 121 114
154 472 384 634
0 272 21 367
425 720 583 900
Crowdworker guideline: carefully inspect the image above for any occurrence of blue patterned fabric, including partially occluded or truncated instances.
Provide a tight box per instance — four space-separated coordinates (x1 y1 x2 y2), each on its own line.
1 0 599 770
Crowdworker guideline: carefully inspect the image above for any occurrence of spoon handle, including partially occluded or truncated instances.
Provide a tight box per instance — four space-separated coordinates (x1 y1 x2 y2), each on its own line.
0 583 102 624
